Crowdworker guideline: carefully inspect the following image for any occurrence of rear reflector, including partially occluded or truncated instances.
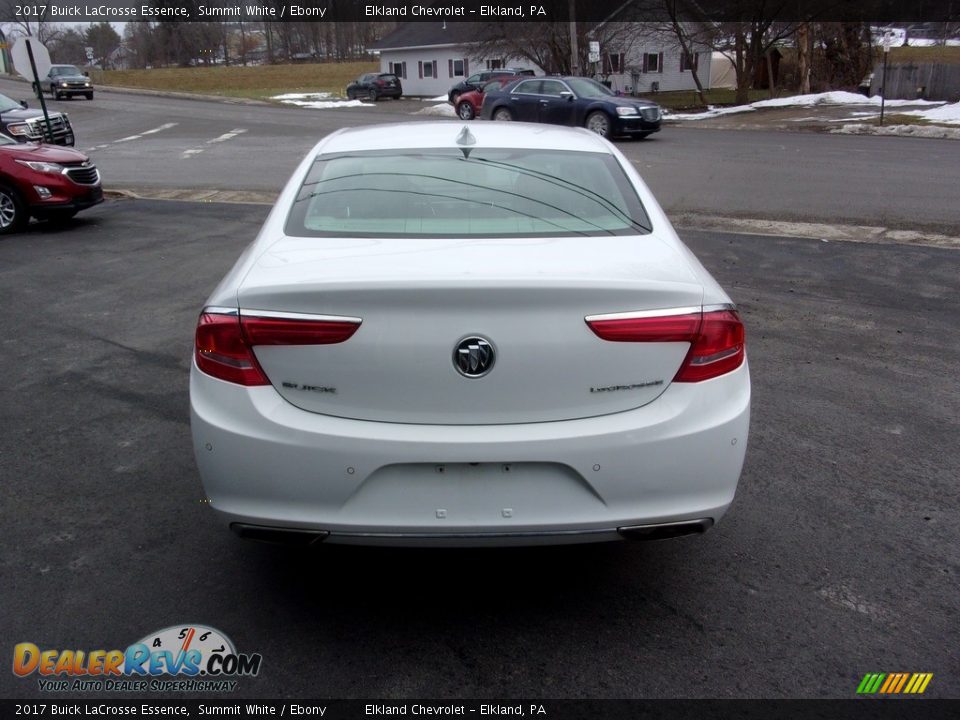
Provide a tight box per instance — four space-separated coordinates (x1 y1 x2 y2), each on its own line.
586 308 745 382
195 310 361 386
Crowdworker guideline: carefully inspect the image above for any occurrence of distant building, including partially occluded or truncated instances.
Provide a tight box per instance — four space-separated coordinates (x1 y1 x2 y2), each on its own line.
367 23 540 97
590 23 715 95
0 28 10 74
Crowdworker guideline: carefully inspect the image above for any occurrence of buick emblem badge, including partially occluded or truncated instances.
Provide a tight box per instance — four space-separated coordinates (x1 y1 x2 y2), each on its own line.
453 336 495 378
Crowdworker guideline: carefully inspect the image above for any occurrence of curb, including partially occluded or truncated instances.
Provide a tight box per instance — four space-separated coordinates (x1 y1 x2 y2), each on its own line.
671 213 960 250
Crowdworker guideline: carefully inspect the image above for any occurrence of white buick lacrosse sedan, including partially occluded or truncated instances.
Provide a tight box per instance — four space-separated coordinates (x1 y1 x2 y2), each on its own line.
190 122 750 547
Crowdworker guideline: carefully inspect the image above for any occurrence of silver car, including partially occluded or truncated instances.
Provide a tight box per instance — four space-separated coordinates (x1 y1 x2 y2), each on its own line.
190 122 750 547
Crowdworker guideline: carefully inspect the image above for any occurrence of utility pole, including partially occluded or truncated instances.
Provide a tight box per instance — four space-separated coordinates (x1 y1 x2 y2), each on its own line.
880 30 892 126
568 0 578 75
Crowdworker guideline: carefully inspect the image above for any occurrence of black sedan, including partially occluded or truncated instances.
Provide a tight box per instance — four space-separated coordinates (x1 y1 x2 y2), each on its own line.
345 73 402 101
480 76 661 139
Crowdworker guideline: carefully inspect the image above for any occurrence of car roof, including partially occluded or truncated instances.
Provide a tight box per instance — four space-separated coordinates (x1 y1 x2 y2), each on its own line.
315 122 613 154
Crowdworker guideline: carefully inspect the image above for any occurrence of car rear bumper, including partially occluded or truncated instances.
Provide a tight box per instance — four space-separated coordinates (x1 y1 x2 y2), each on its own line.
190 360 750 547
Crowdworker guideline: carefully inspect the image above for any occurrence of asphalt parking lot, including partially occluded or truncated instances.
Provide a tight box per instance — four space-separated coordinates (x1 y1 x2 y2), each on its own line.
1 198 957 699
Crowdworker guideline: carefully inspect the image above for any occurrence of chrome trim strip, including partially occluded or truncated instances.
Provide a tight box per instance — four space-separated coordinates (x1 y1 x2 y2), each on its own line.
203 306 239 316
703 302 737 313
584 306 701 323
63 167 100 186
239 308 363 324
331 528 617 539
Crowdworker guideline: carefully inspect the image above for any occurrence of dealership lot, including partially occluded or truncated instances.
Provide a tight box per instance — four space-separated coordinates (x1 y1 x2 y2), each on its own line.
1 199 957 698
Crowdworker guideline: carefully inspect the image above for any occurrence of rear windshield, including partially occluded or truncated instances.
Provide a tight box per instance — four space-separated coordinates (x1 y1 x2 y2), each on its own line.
285 148 652 238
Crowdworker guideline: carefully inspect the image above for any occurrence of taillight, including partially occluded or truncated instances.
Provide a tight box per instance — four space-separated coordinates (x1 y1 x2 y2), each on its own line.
195 311 361 386
195 313 268 386
376 79 386 86
241 315 360 346
674 310 745 381
586 308 745 383
586 311 700 342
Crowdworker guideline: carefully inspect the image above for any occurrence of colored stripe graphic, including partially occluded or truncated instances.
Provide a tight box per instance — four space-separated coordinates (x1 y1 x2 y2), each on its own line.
857 672 932 694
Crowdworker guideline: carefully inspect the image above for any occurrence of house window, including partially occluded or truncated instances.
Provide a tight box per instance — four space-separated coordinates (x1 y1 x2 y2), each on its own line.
603 52 625 74
486 58 504 70
419 60 438 79
642 53 662 73
450 58 466 77
389 61 407 79
680 51 699 72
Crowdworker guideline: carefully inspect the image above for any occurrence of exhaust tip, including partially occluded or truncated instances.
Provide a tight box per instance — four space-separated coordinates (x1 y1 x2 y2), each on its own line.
617 518 713 541
230 523 329 547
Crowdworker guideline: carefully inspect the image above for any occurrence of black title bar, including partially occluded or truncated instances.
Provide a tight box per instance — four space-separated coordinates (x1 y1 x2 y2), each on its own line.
0 0 954 24
2 700 960 720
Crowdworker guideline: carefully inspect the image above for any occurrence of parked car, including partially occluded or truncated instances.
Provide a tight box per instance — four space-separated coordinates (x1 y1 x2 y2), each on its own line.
0 93 75 146
33 64 94 100
481 76 662 140
454 79 511 120
0 134 103 234
345 73 402 101
447 68 536 105
191 122 749 547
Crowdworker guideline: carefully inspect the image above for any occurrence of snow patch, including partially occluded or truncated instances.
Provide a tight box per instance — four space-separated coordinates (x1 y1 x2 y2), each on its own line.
901 101 960 124
830 123 960 139
423 95 448 102
415 103 457 117
667 90 947 121
271 92 373 109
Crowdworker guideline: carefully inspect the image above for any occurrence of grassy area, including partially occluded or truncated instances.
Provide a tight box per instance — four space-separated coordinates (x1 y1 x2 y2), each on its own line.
96 62 379 100
634 88 792 111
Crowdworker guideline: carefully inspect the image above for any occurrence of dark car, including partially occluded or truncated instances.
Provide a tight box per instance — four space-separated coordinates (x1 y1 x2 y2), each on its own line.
480 76 662 140
454 79 512 120
447 68 536 105
0 134 102 233
0 93 75 146
34 64 94 100
346 73 402 101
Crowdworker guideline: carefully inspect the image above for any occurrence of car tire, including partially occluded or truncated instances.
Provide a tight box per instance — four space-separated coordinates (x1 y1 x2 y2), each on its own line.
52 85 61 100
0 185 28 235
85 92 93 100
368 89 378 101
457 101 476 120
585 111 612 138
346 90 355 100
492 107 514 122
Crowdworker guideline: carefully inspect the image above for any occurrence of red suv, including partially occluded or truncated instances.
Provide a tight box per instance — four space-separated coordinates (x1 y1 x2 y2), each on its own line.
447 68 535 105
454 79 512 120
0 135 103 234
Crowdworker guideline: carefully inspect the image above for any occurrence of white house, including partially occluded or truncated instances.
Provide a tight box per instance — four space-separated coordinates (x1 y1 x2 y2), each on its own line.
366 23 540 97
590 23 714 95
367 21 713 97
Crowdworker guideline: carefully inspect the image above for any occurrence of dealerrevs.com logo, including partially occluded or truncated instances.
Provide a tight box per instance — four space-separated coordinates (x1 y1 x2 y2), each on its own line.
13 624 262 692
